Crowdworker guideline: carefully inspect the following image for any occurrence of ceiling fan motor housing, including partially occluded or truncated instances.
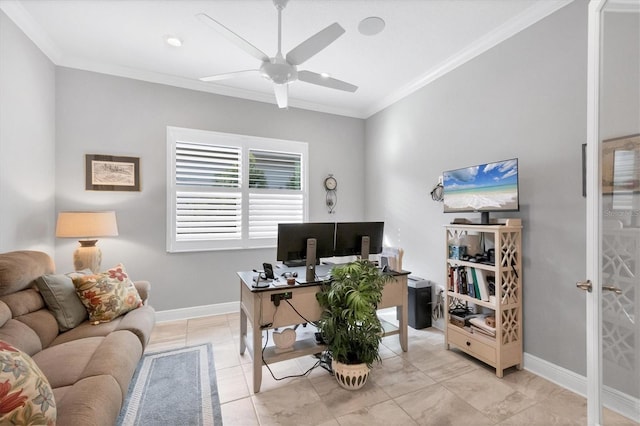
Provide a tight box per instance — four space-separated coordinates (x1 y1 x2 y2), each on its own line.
260 59 297 84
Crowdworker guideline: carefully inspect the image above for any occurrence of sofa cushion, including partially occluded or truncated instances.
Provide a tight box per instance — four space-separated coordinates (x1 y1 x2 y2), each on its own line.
0 289 59 352
0 288 46 317
13 310 59 350
31 337 103 389
34 331 141 403
50 305 155 349
0 301 11 327
0 319 43 356
72 264 143 324
0 251 55 296
54 375 122 426
0 340 56 425
35 274 88 332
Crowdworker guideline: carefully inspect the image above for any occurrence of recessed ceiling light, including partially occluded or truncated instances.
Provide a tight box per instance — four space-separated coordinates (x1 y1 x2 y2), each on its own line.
165 36 183 47
358 16 385 36
320 72 331 79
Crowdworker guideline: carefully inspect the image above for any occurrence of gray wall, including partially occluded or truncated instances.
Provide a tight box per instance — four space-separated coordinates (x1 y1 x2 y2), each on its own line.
55 68 366 311
0 10 56 253
365 0 588 375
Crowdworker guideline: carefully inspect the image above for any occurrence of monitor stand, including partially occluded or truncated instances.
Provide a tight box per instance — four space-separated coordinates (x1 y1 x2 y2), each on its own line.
360 236 370 261
305 238 317 283
480 212 490 225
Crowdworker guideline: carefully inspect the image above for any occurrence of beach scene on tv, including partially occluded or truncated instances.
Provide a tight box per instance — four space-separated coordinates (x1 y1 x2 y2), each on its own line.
443 159 519 212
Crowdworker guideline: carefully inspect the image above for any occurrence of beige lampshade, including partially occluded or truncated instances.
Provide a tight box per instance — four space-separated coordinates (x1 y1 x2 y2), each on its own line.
56 211 118 273
56 211 119 238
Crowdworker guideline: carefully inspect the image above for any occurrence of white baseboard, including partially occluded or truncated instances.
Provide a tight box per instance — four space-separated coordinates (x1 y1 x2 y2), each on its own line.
155 302 239 323
524 352 639 423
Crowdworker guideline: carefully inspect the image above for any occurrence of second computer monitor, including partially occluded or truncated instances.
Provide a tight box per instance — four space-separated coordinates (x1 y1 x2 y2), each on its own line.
276 222 335 267
334 222 384 260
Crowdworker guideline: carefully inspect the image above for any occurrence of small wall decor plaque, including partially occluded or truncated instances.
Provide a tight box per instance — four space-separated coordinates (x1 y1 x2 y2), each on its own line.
86 154 140 191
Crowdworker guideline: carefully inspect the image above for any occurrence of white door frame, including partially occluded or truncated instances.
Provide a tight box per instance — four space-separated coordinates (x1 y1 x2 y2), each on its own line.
586 0 606 424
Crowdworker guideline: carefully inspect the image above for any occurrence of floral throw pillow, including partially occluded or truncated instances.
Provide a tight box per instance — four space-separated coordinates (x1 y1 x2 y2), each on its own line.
0 340 56 425
72 263 143 324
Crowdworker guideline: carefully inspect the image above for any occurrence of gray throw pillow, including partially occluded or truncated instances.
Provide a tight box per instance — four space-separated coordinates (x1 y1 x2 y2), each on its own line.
35 273 88 332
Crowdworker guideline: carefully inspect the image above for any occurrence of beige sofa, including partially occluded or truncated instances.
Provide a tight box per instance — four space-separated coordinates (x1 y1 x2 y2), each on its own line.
0 250 156 425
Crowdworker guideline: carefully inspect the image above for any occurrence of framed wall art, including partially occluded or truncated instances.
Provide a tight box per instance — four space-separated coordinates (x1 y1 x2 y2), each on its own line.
86 154 140 191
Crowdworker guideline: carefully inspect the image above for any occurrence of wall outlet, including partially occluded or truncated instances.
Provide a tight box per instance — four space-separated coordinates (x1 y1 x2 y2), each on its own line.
271 292 293 306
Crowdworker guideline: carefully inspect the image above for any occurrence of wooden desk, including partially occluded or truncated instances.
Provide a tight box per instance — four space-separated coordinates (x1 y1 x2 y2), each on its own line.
238 267 410 393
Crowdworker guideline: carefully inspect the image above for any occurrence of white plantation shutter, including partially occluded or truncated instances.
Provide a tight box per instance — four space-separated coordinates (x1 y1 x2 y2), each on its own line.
176 191 242 241
176 142 241 188
249 193 304 239
167 127 308 252
248 150 303 239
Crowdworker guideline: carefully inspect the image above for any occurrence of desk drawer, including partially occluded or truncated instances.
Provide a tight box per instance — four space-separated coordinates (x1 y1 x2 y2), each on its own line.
448 325 495 364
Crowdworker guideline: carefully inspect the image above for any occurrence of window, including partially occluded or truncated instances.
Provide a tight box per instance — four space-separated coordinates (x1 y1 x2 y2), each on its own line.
167 127 308 252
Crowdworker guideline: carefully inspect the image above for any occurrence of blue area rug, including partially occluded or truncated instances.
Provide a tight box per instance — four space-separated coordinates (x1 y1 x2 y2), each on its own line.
117 343 222 425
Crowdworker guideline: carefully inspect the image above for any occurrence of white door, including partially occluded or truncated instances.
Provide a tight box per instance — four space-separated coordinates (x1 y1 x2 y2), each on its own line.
584 1 639 424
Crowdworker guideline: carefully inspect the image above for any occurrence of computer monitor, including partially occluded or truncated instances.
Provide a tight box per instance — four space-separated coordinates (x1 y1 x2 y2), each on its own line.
276 222 335 267
334 222 384 260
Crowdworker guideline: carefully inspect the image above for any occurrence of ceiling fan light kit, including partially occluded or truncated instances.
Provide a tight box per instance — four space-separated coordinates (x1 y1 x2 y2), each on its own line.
197 0 358 109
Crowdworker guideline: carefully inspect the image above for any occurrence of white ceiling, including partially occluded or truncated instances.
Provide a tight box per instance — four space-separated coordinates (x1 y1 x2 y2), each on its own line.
1 0 572 118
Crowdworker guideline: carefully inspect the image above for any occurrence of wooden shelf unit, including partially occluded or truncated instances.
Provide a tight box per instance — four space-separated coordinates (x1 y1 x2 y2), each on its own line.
444 219 523 377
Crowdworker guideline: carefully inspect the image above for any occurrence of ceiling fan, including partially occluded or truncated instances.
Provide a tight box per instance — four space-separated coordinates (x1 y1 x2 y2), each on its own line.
196 0 358 109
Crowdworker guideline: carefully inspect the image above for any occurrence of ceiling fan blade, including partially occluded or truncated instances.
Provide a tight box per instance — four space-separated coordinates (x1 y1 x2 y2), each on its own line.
200 70 259 82
298 70 358 92
286 22 345 66
196 13 269 62
273 84 288 108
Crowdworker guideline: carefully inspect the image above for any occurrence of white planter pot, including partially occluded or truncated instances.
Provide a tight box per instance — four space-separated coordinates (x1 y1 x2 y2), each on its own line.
332 360 370 390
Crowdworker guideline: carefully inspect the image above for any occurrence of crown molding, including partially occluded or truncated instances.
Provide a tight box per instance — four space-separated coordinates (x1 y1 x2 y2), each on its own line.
363 0 575 118
60 55 365 118
605 0 640 13
0 0 61 63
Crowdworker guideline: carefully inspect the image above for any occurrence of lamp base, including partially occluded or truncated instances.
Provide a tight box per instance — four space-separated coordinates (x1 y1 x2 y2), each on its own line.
74 241 102 273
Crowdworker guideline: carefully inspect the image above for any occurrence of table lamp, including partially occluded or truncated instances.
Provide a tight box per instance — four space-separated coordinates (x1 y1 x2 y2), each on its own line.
56 211 118 273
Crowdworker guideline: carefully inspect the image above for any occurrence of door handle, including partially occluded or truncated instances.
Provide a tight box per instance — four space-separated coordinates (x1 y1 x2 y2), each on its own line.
602 285 623 295
576 280 622 294
576 280 592 292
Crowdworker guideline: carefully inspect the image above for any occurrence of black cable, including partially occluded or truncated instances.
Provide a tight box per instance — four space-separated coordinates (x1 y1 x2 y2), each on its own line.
284 299 316 325
261 329 323 381
259 294 277 329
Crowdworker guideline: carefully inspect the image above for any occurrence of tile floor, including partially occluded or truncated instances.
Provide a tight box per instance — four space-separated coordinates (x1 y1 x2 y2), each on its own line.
146 312 637 425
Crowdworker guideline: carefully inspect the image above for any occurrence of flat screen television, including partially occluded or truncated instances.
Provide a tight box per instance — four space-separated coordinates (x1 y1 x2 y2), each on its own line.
276 222 335 267
334 222 384 259
443 158 519 224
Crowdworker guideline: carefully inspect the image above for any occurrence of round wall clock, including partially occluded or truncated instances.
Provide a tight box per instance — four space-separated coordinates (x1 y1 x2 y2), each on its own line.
324 175 337 213
324 175 337 191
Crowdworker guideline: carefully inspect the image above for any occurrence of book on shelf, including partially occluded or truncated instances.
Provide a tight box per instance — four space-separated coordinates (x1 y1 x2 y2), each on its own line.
471 326 496 339
465 267 475 298
473 268 490 302
469 317 496 336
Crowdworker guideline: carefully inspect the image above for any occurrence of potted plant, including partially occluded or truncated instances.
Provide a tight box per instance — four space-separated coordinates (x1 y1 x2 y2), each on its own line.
315 260 391 390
